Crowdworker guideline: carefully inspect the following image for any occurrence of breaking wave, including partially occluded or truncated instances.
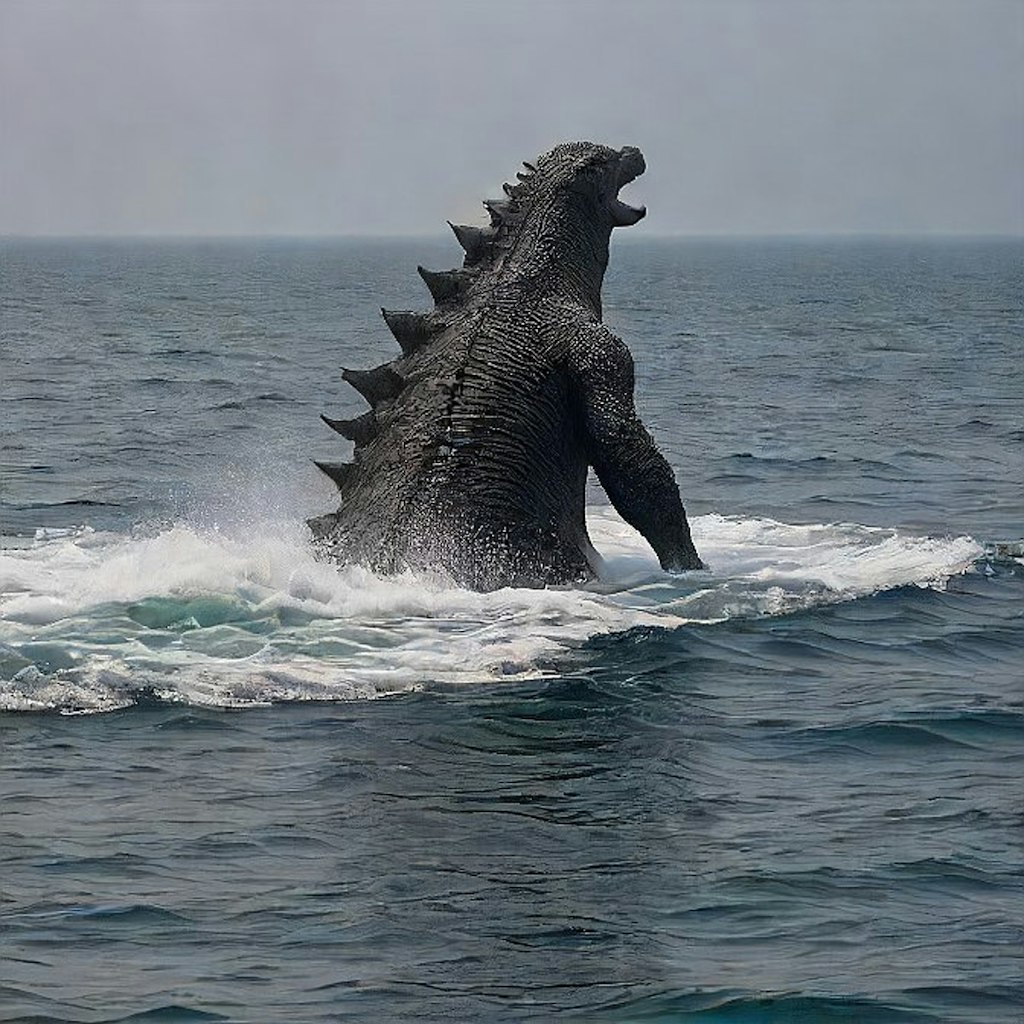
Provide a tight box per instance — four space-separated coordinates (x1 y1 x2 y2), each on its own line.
0 508 982 714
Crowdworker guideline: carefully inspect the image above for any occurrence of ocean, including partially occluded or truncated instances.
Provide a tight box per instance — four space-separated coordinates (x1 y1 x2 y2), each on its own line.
1 236 1021 1023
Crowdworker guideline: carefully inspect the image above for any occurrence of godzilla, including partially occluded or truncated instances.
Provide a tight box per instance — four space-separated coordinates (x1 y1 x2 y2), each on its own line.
309 141 703 590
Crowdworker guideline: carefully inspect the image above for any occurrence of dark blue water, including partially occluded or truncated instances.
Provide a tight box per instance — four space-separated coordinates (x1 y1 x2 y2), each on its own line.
1 237 1022 1022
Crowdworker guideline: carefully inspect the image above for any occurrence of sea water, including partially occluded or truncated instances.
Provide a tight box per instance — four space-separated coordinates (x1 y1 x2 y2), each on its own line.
1 237 1021 1022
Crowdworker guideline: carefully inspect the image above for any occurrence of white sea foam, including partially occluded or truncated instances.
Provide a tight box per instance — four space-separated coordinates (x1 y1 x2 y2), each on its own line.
0 508 983 713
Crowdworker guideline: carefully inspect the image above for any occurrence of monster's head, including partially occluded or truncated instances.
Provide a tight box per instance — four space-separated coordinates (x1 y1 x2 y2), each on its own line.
510 141 647 229
443 142 646 313
425 142 648 317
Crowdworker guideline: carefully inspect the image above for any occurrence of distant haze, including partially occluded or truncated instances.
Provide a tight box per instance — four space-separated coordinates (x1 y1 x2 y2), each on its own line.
1 0 1021 237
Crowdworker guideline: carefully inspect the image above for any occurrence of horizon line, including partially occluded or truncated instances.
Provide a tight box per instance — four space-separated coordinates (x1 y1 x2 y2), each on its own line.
2 229 1022 242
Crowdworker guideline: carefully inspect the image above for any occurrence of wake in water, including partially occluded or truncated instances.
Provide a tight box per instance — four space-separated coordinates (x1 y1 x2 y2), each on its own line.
0 508 983 714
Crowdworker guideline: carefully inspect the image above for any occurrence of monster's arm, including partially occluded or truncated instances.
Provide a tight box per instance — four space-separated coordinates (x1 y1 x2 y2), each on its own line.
569 326 704 571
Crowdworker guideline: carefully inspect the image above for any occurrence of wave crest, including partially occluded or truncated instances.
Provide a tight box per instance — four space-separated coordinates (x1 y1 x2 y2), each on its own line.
0 510 983 714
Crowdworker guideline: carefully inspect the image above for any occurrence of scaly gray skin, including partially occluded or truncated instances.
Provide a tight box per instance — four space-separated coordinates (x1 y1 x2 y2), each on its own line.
309 141 703 589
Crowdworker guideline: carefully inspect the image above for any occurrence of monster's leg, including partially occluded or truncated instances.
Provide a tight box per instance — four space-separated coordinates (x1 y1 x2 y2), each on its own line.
569 327 703 572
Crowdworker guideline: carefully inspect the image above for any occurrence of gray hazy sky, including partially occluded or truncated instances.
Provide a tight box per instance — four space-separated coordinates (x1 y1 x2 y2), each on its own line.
2 0 1021 236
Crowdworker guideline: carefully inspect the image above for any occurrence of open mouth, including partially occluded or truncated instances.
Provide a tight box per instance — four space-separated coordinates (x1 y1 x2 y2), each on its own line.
611 147 647 226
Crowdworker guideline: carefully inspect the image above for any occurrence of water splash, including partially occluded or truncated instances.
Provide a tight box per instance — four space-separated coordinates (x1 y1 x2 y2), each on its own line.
0 508 982 713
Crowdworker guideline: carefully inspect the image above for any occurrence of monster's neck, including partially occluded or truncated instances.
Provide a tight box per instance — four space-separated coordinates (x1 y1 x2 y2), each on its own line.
499 195 611 320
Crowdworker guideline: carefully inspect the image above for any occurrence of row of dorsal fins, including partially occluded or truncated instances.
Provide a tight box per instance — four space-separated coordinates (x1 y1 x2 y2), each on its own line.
314 305 441 490
315 163 540 491
448 160 539 270
449 165 538 270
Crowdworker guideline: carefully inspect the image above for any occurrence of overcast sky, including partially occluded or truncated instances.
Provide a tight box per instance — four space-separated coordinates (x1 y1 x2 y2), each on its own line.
1 0 1021 236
